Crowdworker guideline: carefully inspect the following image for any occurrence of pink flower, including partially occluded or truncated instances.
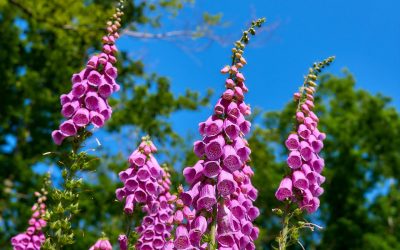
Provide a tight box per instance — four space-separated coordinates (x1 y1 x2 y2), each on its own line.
275 68 328 214
275 177 293 201
205 116 223 136
52 12 122 145
118 235 128 250
220 65 230 74
285 133 300 150
217 170 237 197
11 191 47 249
296 111 305 122
203 160 221 178
117 137 174 249
174 226 190 249
287 151 302 169
89 238 112 250
292 170 309 190
293 92 301 100
176 52 260 249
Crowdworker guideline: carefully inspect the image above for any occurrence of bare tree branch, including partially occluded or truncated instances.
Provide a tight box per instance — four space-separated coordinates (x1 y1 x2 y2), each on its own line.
122 18 279 47
122 28 229 45
8 0 34 18
122 29 198 39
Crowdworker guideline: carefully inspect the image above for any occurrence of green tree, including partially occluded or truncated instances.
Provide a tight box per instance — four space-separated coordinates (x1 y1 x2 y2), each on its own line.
0 0 213 247
250 72 400 249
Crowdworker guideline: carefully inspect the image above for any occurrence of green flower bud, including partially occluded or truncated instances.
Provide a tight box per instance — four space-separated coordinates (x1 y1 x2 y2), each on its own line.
272 208 284 216
294 208 303 216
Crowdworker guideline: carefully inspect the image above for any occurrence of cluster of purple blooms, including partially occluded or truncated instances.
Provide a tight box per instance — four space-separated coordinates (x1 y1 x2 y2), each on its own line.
115 137 174 250
51 16 122 145
275 81 326 213
173 52 260 249
135 163 175 249
11 191 47 250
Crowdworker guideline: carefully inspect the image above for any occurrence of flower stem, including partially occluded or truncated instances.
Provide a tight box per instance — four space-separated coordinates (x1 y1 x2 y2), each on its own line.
209 204 218 250
43 131 91 249
279 213 290 250
209 187 220 250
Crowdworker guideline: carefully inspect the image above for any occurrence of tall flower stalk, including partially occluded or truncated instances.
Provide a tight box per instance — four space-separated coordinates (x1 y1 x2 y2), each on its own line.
11 175 50 250
116 136 174 249
173 18 266 250
274 56 335 250
43 1 125 249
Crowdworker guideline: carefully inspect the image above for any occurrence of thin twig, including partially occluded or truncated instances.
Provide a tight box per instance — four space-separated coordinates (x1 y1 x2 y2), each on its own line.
297 240 306 250
123 29 198 39
122 28 227 44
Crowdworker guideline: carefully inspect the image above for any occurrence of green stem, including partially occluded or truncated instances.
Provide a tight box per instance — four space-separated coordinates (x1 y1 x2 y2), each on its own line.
43 131 90 249
296 56 335 113
228 17 266 79
209 184 219 250
279 213 290 250
209 204 218 250
126 214 134 237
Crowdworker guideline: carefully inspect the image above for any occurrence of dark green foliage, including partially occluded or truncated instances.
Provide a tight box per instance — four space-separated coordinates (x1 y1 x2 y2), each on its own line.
317 73 400 250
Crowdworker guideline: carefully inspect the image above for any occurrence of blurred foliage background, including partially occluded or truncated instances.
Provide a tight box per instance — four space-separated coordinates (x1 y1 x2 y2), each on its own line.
0 0 399 249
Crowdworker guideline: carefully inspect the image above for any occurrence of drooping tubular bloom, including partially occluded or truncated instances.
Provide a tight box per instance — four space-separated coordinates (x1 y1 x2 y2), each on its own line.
11 191 47 250
118 234 128 250
89 238 113 250
116 136 174 250
174 19 266 249
51 7 125 145
275 57 334 213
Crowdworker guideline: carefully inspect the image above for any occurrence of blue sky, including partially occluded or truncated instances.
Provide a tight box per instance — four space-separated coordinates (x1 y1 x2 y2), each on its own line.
117 0 400 138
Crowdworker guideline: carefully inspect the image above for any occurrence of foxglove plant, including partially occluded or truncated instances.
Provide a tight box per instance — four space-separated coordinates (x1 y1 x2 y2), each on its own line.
173 18 266 250
274 56 335 250
116 136 174 249
43 1 125 249
11 176 50 250
51 4 122 145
